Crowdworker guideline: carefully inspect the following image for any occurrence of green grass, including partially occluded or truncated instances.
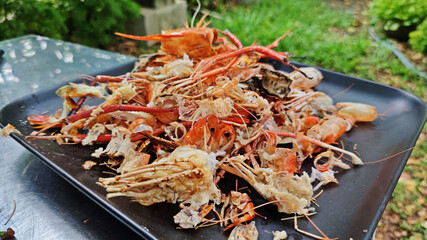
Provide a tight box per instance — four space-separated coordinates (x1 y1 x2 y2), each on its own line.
204 0 425 98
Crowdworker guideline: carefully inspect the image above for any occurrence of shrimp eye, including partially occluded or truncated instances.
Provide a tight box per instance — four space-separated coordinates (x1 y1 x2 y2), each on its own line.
224 132 231 138
210 127 215 132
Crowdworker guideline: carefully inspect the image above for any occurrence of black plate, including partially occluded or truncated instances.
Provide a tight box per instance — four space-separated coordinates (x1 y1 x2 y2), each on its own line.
1 61 426 240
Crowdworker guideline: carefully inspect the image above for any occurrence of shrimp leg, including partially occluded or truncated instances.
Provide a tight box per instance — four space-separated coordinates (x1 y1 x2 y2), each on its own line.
270 131 363 165
66 104 179 122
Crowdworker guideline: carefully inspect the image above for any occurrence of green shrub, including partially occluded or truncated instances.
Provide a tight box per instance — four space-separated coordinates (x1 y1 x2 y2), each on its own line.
409 18 427 53
0 0 140 48
369 0 427 31
65 0 140 47
0 0 67 40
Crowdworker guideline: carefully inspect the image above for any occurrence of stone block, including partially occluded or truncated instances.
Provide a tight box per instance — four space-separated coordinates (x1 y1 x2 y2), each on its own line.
128 0 188 47
136 0 175 9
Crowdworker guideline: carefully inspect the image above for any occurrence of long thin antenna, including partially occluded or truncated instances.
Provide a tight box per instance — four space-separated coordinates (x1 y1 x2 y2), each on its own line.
191 0 201 28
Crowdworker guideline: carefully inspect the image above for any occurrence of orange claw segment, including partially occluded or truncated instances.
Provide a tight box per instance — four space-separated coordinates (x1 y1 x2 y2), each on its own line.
274 148 297 174
222 117 249 124
220 29 243 49
307 117 347 145
183 115 220 150
202 46 289 71
223 212 255 231
304 116 319 127
66 104 179 123
223 191 255 231
27 115 53 125
115 27 218 59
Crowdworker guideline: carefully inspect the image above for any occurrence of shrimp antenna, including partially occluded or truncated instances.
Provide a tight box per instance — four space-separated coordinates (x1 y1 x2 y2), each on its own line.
289 62 312 79
191 0 201 28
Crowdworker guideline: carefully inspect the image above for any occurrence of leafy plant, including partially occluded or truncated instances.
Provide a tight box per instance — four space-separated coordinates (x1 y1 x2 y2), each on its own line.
369 0 427 31
409 18 427 53
0 0 140 48
64 0 140 47
0 0 67 40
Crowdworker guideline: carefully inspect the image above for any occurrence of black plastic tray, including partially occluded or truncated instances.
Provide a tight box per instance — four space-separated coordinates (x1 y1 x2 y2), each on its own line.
1 61 426 240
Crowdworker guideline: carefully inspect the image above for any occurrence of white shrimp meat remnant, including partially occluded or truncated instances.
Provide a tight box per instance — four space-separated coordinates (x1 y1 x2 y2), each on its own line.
289 67 323 91
1 124 21 137
98 146 221 206
335 102 377 122
82 160 97 170
221 157 313 214
56 83 106 98
253 170 313 214
173 203 214 229
273 230 288 240
173 205 203 229
134 54 194 81
228 221 258 240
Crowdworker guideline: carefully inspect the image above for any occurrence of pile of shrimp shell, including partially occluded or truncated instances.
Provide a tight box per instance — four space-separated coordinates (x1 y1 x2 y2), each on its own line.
24 24 378 236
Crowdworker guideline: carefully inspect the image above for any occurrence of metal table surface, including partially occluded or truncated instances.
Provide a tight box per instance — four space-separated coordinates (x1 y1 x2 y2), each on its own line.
0 35 142 240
